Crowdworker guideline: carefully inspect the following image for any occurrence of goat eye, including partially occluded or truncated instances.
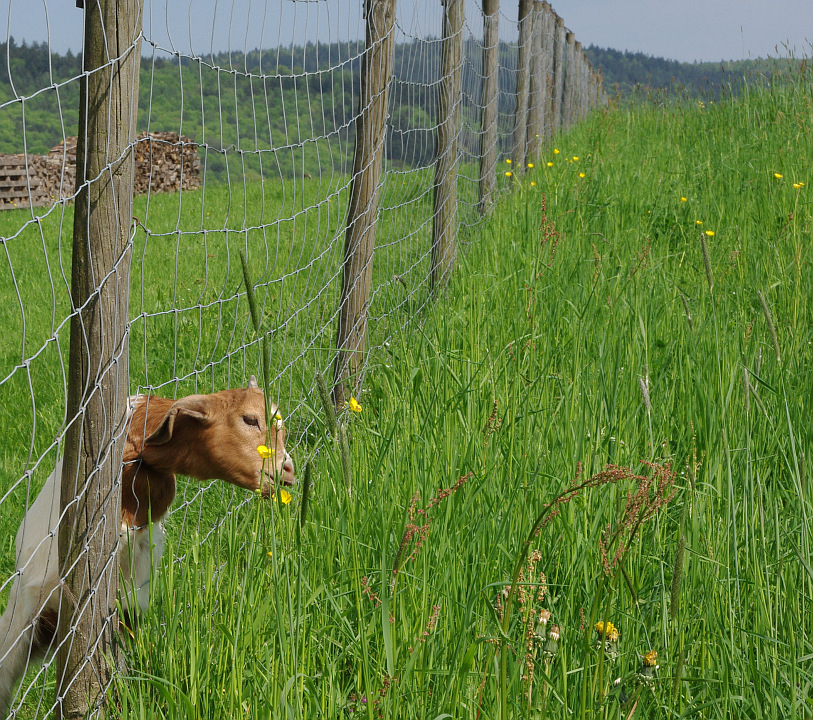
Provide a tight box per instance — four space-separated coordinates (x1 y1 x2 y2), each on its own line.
242 415 260 429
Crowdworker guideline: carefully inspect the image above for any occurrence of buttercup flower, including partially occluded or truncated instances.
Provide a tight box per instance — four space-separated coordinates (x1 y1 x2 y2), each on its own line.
774 173 783 179
680 197 687 202
553 148 560 154
277 489 292 504
506 158 512 164
695 220 703 226
505 171 513 178
572 156 579 161
705 230 715 236
793 182 805 189
349 397 363 413
257 445 275 459
527 162 534 169
546 161 554 167
530 181 537 187
579 172 586 178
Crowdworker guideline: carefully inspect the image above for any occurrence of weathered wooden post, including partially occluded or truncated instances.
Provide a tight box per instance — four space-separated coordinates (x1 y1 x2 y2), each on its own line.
332 0 398 408
551 15 565 135
561 31 576 129
539 3 555 141
478 0 500 215
56 0 142 717
430 0 464 293
525 1 546 161
511 0 534 170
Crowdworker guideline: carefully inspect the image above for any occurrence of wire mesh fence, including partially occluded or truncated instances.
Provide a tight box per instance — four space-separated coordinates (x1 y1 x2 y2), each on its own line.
0 0 604 715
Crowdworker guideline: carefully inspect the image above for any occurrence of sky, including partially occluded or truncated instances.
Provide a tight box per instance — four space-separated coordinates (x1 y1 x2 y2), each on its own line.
3 0 811 64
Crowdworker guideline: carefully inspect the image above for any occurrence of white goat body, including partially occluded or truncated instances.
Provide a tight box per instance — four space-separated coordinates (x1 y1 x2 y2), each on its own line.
0 382 294 716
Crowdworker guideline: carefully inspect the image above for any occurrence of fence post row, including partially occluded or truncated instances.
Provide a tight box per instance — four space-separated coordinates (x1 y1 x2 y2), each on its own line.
56 0 143 717
332 0 398 409
478 0 500 215
430 0 465 294
525 1 546 161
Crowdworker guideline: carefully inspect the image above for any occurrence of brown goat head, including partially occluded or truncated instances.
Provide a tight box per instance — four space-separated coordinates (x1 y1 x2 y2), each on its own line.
123 377 295 525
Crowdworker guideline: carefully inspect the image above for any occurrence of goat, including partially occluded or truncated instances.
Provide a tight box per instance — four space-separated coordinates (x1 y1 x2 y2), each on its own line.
0 377 294 716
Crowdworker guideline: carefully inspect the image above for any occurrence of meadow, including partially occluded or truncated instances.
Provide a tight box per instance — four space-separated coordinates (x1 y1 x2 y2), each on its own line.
1 64 812 718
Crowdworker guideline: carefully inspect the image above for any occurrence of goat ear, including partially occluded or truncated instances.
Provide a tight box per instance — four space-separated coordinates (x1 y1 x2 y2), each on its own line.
247 375 259 389
144 395 212 446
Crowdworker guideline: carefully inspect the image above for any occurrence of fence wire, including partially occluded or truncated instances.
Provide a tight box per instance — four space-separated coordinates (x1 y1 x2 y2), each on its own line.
0 1 602 715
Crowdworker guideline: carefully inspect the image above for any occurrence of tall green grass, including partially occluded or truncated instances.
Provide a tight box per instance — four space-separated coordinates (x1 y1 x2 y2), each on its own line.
3 64 813 718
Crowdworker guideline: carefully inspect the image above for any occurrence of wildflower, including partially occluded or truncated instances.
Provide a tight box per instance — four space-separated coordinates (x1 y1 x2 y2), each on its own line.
705 230 715 236
348 397 362 413
257 445 275 459
530 181 536 187
546 161 554 167
595 620 620 660
553 148 560 154
277 489 293 505
793 182 805 189
774 173 782 179
527 162 534 169
579 172 586 178
637 650 659 687
542 623 560 661
505 171 513 178
680 197 687 202
572 156 579 161
506 158 512 164
267 550 273 557
695 220 703 225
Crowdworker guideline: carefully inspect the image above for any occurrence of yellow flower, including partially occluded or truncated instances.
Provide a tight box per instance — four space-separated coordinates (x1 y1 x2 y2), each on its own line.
572 156 579 161
257 445 275 459
793 182 805 189
505 171 513 178
530 181 537 187
546 161 554 167
695 220 703 226
349 397 362 413
506 158 512 164
680 197 687 202
274 412 283 421
579 172 586 178
705 230 715 236
267 550 273 557
277 489 292 505
595 620 619 640
774 173 783 179
643 650 658 667
553 148 560 154
527 162 534 169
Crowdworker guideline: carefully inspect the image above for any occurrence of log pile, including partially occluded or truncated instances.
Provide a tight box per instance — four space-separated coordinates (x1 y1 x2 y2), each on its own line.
0 132 200 210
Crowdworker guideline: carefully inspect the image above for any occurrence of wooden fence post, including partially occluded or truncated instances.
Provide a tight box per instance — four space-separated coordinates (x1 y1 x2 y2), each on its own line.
332 0 398 408
561 31 576 129
551 15 565 135
525 1 546 161
56 0 142 717
511 0 534 170
430 0 464 293
478 0 500 215
539 3 555 141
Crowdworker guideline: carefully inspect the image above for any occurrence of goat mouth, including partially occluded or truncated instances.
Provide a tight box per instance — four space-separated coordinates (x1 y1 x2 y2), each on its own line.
262 469 297 490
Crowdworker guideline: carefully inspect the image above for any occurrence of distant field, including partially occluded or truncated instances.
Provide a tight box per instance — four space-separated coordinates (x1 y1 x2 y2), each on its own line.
2 62 812 718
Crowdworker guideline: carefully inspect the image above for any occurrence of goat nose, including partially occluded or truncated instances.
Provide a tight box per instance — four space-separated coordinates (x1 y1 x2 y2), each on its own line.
282 457 294 474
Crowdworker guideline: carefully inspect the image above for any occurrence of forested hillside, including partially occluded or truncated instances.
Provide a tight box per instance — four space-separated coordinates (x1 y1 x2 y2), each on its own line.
584 44 790 95
0 37 784 167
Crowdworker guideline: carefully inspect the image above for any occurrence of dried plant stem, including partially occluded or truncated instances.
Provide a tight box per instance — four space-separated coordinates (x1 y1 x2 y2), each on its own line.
315 371 338 437
757 290 781 365
700 233 714 292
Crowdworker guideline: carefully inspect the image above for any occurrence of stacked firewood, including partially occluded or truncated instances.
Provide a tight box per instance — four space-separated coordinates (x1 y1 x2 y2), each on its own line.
0 132 200 209
132 131 201 194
